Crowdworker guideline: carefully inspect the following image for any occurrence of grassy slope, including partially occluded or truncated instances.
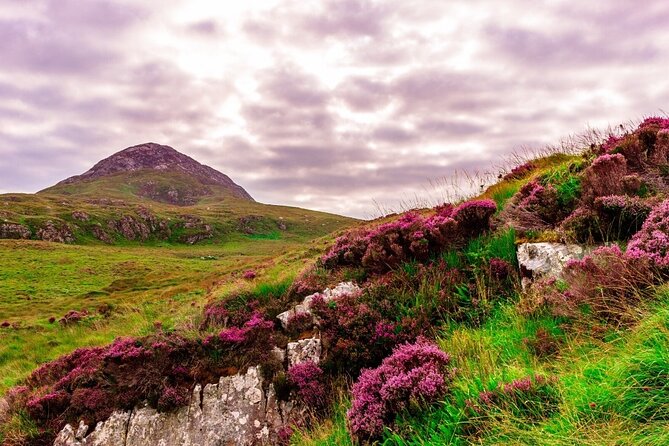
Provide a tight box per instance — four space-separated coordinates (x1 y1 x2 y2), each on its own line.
292 154 669 445
0 234 341 394
0 173 357 394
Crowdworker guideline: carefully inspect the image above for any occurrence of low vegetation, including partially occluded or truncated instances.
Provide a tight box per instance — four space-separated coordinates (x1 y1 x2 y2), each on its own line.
4 117 669 445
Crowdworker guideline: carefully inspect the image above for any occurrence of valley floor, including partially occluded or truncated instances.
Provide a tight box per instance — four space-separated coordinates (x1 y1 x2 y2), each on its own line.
0 237 323 394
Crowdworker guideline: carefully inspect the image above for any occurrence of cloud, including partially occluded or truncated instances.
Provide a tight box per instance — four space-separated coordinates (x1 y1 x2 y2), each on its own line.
1 0 669 218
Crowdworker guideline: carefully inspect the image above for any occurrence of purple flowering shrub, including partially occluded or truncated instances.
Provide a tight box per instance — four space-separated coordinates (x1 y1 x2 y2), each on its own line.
627 199 669 268
242 269 257 280
465 375 559 425
561 195 654 242
347 338 452 440
322 200 496 274
523 246 655 324
311 292 420 375
502 180 564 231
287 361 328 410
8 314 281 443
502 161 536 181
600 117 669 169
488 258 512 281
593 195 654 240
451 199 497 238
581 153 627 203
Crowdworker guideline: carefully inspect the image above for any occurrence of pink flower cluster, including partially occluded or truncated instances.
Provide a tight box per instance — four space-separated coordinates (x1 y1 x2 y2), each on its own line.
627 199 669 267
581 153 627 202
601 134 624 153
502 161 536 180
347 338 451 440
218 312 275 344
322 200 496 273
638 117 669 130
287 361 327 409
242 269 257 280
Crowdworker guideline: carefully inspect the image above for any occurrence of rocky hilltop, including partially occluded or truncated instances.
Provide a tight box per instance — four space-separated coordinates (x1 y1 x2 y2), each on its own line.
52 143 253 202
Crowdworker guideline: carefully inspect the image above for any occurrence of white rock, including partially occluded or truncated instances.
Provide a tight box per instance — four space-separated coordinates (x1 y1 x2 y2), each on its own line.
53 366 299 446
287 337 322 367
517 242 589 288
277 282 361 329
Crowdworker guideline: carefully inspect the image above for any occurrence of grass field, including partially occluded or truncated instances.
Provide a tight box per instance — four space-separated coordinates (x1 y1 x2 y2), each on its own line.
0 234 334 394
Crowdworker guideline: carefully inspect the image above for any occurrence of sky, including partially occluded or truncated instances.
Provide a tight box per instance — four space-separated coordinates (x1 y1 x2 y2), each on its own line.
1 1 669 218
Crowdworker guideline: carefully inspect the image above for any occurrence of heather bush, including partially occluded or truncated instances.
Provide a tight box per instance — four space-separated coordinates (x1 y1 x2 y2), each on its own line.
601 133 624 153
7 315 281 443
501 181 563 230
311 292 420 375
545 246 655 323
593 195 654 240
452 199 497 237
627 199 669 268
201 279 293 329
561 195 654 243
466 375 560 423
285 311 315 338
242 269 257 280
322 200 496 274
502 161 536 180
560 207 601 243
489 258 511 281
581 153 627 203
347 338 451 440
287 361 328 411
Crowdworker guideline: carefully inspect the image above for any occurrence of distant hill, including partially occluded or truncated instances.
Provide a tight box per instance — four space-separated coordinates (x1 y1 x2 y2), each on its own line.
0 143 357 245
42 142 253 205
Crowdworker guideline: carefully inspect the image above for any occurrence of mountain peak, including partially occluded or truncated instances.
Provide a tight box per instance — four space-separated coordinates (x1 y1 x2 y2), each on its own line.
52 143 253 202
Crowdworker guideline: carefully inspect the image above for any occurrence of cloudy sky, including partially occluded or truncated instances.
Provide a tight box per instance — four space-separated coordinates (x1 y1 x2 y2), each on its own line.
1 0 668 218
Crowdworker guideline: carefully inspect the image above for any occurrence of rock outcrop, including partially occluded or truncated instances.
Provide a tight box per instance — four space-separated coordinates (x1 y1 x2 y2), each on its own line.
54 355 317 446
54 366 299 446
53 334 328 445
37 220 74 243
517 242 590 288
277 282 361 329
50 284 365 445
178 215 213 244
108 216 150 241
71 211 90 222
0 222 31 239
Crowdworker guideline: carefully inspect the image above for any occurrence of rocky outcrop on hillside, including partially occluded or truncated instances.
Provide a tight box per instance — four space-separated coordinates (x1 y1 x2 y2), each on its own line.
36 220 74 243
178 215 213 244
55 366 289 446
51 279 353 446
0 222 31 239
54 339 321 446
277 282 362 329
107 216 150 241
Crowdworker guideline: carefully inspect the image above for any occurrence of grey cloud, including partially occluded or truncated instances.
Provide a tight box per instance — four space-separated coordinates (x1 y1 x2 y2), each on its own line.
487 25 659 66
